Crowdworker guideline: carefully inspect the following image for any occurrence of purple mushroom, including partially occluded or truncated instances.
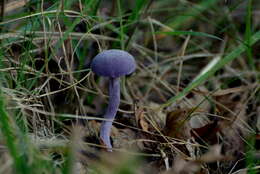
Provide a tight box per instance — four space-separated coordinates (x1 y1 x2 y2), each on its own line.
91 49 136 151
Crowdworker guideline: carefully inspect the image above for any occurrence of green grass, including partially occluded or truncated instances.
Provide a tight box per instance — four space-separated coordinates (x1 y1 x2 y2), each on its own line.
245 0 254 71
0 0 259 173
0 91 28 173
245 135 260 174
160 30 260 109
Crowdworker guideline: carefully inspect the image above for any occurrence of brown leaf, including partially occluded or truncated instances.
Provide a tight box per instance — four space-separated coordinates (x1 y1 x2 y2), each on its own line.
190 121 219 145
256 134 260 140
139 112 149 132
135 103 149 132
163 108 194 140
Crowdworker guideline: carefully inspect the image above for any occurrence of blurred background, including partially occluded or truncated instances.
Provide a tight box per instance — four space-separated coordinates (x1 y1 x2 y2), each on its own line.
0 0 259 173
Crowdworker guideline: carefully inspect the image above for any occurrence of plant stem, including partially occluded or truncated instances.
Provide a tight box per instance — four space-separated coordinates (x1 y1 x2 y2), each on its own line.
100 78 120 151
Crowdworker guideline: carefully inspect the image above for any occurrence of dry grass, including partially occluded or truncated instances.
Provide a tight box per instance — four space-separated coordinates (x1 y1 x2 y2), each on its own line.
0 0 259 173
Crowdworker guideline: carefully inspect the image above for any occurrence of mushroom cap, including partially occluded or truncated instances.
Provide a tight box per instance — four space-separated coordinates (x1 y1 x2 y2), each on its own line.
91 49 136 78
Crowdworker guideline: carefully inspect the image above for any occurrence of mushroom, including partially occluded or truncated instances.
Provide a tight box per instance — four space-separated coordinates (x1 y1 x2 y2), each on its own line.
91 49 136 151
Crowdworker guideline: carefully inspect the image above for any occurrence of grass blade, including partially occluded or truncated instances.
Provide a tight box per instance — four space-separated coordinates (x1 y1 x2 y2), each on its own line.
245 0 254 70
164 0 218 29
0 91 29 173
157 30 223 40
160 30 260 109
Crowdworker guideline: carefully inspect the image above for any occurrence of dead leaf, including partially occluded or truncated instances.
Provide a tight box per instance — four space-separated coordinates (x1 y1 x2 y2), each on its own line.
163 108 194 140
189 114 210 129
134 103 149 132
137 109 149 132
139 114 149 132
190 121 219 145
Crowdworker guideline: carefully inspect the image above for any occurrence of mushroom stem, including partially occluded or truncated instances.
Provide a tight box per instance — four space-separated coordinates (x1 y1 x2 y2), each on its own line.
100 77 120 151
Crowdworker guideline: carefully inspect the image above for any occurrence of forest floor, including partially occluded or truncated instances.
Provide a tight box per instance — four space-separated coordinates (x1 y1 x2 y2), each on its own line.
0 0 259 173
